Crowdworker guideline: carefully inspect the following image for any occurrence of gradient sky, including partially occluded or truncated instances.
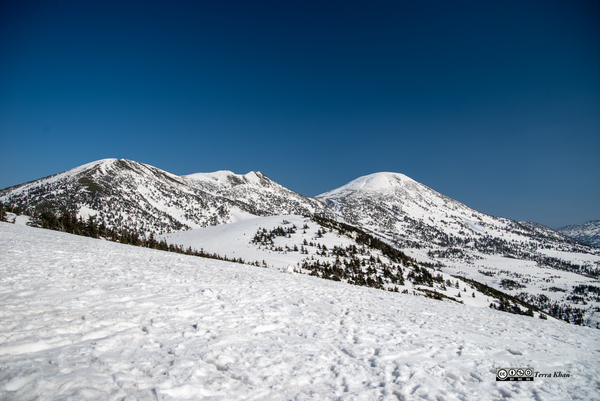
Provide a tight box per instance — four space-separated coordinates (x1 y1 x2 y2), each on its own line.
1 0 599 228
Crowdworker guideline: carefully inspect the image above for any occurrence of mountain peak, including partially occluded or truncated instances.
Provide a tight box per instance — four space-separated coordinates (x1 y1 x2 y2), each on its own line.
318 172 416 198
185 170 238 183
184 170 271 188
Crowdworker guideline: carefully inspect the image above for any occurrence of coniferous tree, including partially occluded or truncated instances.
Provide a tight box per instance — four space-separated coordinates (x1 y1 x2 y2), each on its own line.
86 216 99 238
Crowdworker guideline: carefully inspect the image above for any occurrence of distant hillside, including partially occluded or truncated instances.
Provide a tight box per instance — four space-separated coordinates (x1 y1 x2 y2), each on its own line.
557 220 600 248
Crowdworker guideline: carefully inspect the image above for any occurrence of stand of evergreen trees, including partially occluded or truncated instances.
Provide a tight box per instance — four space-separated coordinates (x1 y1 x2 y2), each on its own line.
515 292 589 326
310 215 416 266
0 202 21 222
250 217 406 291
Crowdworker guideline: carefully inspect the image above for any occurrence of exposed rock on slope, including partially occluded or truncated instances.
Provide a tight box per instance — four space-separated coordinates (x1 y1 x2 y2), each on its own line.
0 159 330 234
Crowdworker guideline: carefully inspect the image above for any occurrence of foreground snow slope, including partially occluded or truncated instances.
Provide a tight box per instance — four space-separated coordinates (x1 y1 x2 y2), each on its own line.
1 223 599 400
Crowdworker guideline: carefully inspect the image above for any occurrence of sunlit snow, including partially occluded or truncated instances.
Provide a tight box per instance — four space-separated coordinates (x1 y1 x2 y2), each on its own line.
1 222 599 400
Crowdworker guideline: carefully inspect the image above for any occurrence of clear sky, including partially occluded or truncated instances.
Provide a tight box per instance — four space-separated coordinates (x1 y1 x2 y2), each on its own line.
1 0 598 228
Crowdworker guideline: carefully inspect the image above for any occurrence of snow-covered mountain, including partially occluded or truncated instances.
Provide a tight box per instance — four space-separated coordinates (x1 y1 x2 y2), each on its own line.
318 172 574 252
557 220 600 247
316 172 600 327
2 222 600 400
0 159 330 234
2 161 599 327
318 172 598 276
318 172 599 279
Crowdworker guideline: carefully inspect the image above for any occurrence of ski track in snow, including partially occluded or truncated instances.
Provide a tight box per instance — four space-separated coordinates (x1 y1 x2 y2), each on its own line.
1 223 599 400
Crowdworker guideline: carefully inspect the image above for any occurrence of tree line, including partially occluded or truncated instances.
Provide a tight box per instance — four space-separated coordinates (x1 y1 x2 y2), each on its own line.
0 202 260 266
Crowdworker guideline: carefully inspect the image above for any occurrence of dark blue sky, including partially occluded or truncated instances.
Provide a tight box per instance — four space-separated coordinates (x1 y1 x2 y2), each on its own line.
1 0 599 228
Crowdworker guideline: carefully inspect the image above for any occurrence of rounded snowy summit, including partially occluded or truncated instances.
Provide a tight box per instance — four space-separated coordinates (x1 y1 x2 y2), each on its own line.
318 172 416 198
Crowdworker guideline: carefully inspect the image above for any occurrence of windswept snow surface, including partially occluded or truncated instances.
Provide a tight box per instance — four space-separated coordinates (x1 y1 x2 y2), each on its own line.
1 223 600 400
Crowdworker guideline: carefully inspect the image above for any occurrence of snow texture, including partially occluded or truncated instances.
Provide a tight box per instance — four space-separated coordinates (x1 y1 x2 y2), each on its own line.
2 222 600 400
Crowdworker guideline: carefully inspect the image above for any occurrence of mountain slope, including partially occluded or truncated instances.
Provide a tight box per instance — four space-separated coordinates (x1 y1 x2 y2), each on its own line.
2 222 599 400
318 172 596 268
0 159 330 234
318 172 600 327
318 172 575 250
163 214 588 318
557 220 600 247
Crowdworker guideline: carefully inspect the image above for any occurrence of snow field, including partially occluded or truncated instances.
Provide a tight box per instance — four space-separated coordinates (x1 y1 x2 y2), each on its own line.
161 216 526 309
162 215 369 270
406 246 600 325
1 222 600 400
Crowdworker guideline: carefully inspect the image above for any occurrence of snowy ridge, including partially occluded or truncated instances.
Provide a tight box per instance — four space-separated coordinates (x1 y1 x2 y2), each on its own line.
557 220 600 247
1 222 599 400
0 159 331 234
185 170 269 189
